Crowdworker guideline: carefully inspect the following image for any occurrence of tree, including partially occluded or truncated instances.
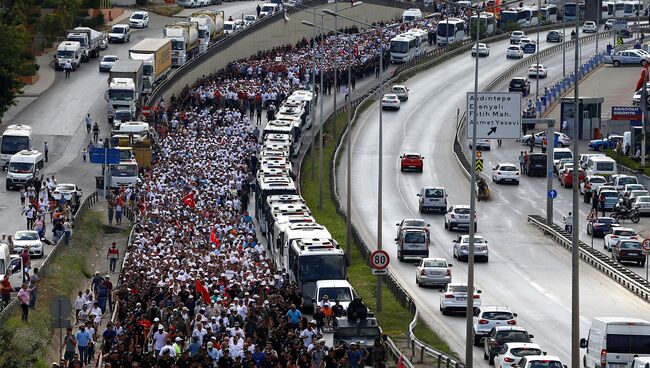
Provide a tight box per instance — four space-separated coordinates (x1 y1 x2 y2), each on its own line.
0 22 30 121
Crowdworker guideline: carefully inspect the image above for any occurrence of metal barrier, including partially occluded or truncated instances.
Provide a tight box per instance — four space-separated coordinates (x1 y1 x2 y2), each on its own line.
406 311 465 368
528 214 650 301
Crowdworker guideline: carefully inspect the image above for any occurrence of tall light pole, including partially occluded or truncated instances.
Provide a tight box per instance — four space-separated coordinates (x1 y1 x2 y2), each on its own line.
563 0 567 77
571 8 581 368
535 0 541 101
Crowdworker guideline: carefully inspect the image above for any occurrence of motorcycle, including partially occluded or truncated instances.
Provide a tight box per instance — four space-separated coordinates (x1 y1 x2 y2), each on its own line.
612 207 640 223
477 177 490 201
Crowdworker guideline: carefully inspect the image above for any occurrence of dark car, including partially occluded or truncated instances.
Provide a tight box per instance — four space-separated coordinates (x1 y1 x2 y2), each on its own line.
483 326 534 364
546 30 563 42
333 317 382 356
586 217 619 237
509 77 530 95
613 240 645 266
618 29 632 38
525 153 547 177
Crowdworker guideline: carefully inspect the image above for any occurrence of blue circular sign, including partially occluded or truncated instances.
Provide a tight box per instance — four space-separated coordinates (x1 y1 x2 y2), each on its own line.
548 189 558 199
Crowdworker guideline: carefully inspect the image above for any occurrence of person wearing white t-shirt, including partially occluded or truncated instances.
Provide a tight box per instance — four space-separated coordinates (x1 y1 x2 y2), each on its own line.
300 323 316 348
152 325 168 356
192 322 207 345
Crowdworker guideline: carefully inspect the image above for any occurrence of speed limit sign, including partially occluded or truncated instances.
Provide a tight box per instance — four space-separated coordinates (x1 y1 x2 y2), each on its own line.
643 239 650 254
370 250 390 270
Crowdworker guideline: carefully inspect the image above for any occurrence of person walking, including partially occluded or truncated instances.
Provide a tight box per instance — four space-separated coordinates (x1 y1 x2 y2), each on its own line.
44 141 49 162
115 201 123 226
92 122 100 143
528 137 535 153
107 242 119 273
85 114 92 134
518 151 525 172
371 337 387 368
23 204 35 230
64 61 72 79
18 283 35 321
76 324 92 365
64 327 77 363
63 218 71 245
107 197 114 225
1 275 11 309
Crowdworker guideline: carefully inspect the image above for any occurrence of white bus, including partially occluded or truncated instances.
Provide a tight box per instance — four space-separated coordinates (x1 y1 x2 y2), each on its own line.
255 173 297 223
602 1 614 19
390 34 418 63
470 12 497 36
405 28 428 56
541 4 559 22
436 18 465 46
402 8 423 22
613 0 625 17
500 8 529 28
624 0 643 16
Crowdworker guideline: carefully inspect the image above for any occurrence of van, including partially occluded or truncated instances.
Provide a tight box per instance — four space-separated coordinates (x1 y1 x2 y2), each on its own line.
0 244 24 291
612 174 638 191
312 279 356 312
579 153 605 169
417 187 447 213
55 41 82 71
397 228 429 261
6 150 44 190
553 147 573 167
260 3 279 17
631 356 650 368
525 153 547 177
580 317 650 368
585 156 617 178
403 8 423 22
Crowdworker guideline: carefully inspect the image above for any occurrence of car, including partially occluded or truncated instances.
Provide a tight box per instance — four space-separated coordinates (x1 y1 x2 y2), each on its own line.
492 163 520 184
516 355 564 368
224 21 238 34
588 135 624 151
528 63 547 78
129 11 149 28
560 168 585 188
483 326 535 365
439 283 481 315
612 174 638 191
53 183 83 201
493 342 544 368
634 195 650 214
472 43 490 57
554 158 573 174
400 153 424 172
13 230 44 258
99 55 119 72
469 139 491 151
579 153 605 169
395 218 429 240
613 240 645 265
552 147 573 168
604 227 638 251
599 189 621 210
445 205 476 232
506 45 524 59
381 94 401 110
234 19 245 30
546 30 564 42
108 24 130 43
416 258 452 287
583 21 597 33
453 234 489 262
623 184 645 197
557 162 573 178
243 15 257 27
510 30 525 44
390 85 409 101
586 217 619 237
522 131 570 147
417 187 447 214
519 37 535 45
618 28 632 38
604 18 616 30
580 175 607 195
630 190 650 201
472 306 518 346
509 77 530 95
521 41 536 54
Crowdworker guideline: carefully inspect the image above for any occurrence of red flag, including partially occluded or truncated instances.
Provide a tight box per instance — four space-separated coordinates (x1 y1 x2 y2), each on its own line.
353 45 359 57
210 226 220 246
636 66 647 91
397 355 406 368
183 193 195 208
195 279 211 304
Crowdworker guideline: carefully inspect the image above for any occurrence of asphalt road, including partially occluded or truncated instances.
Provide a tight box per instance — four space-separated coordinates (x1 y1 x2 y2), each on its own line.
0 1 265 269
338 29 650 366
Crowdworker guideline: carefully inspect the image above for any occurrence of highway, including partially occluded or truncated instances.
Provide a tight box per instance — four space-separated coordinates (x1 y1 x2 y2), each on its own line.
338 29 650 366
0 1 265 268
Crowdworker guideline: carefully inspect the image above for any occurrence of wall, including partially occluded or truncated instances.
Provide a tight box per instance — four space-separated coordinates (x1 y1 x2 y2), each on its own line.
153 0 409 102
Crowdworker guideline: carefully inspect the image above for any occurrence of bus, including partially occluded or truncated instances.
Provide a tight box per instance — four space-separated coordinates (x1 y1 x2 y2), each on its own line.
602 1 614 19
500 8 529 28
264 117 302 157
405 28 428 56
436 18 465 46
624 0 643 17
613 0 625 17
470 12 497 36
541 4 559 23
255 173 297 223
390 34 418 63
402 8 423 22
564 2 586 21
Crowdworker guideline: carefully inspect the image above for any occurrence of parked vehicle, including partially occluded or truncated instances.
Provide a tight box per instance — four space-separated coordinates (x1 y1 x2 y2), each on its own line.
55 41 82 71
105 59 144 124
129 39 172 94
66 26 103 61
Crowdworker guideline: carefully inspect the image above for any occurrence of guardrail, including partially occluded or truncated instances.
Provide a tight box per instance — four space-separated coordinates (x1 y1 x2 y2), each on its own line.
0 190 99 325
527 214 650 301
406 311 465 368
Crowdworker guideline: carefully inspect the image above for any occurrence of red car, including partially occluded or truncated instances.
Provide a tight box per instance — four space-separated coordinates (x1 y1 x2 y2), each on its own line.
561 168 585 188
400 153 424 172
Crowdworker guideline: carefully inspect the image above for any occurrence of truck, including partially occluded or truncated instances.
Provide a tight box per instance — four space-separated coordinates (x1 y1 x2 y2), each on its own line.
129 38 172 94
190 10 225 53
66 26 103 61
0 124 32 168
163 21 199 67
105 59 144 123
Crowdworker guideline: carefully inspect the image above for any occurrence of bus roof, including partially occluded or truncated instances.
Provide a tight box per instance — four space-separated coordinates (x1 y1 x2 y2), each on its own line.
291 238 343 255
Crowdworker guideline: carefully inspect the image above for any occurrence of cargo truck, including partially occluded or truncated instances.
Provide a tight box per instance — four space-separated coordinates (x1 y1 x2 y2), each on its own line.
66 26 103 61
163 21 199 67
190 10 224 53
0 124 32 169
129 38 172 94
105 59 144 123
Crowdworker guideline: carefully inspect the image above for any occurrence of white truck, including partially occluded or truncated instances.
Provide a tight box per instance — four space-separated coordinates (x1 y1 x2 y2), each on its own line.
190 10 224 53
129 38 172 94
163 21 199 67
66 26 103 61
54 41 82 70
0 124 32 169
105 59 144 123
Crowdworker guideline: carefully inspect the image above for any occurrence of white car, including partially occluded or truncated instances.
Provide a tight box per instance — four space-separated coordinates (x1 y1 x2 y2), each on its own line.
580 175 607 194
381 94 401 110
634 195 650 214
471 43 490 57
472 306 518 345
224 21 239 34
391 85 409 101
516 355 565 368
14 230 44 258
528 63 548 78
583 21 597 33
555 158 573 174
493 343 544 368
453 235 489 262
439 282 481 315
53 183 83 201
469 139 491 151
506 45 524 59
510 30 525 44
623 184 645 197
522 131 571 147
519 37 536 45
99 55 119 72
492 163 520 184
243 15 257 27
445 205 476 231
630 190 649 200
557 163 573 178
129 11 149 28
416 257 452 287
604 227 638 251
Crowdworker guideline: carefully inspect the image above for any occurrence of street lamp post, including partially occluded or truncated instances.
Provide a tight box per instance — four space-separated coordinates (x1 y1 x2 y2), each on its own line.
571 9 581 368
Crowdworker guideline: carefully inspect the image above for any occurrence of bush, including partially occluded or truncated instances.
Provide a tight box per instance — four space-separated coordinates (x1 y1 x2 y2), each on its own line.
506 21 521 32
79 12 104 28
136 0 147 6
20 50 35 62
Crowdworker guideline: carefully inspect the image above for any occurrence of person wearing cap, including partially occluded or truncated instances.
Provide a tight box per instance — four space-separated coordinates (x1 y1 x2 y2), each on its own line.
207 340 221 362
172 336 184 357
152 324 168 357
347 342 363 368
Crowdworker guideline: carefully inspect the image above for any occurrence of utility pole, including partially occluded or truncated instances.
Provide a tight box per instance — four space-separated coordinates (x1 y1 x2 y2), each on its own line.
571 9 581 368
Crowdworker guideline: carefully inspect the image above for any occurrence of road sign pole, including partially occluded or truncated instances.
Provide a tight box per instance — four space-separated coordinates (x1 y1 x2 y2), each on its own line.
646 254 648 281
104 147 108 200
547 122 555 226
572 11 581 368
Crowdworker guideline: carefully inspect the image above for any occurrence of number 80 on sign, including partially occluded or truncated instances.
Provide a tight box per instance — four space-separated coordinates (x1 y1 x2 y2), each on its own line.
370 250 390 270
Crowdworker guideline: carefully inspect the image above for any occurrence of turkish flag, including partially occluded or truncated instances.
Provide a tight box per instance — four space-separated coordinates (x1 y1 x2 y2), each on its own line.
183 193 195 208
210 226 220 246
195 279 211 304
397 355 406 368
636 65 647 91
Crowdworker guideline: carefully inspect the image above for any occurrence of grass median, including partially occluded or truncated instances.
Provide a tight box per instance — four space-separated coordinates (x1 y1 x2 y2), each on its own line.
299 110 458 359
605 150 650 176
0 211 103 368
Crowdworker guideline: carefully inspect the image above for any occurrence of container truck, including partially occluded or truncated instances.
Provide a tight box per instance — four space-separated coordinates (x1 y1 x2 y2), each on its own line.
190 10 224 53
66 26 103 61
0 124 32 169
105 59 144 123
163 21 199 67
129 38 172 94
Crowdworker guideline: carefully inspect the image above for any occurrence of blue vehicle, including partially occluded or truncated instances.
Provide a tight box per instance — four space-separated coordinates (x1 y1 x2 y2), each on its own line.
586 216 619 237
588 135 624 151
522 42 536 54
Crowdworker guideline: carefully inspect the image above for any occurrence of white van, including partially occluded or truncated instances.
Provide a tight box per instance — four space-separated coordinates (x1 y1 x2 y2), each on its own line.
612 174 639 191
581 317 650 368
6 150 44 190
260 3 279 17
553 147 573 166
585 156 617 178
631 357 650 368
55 41 82 71
0 244 24 291
417 187 447 213
312 279 356 312
403 8 423 22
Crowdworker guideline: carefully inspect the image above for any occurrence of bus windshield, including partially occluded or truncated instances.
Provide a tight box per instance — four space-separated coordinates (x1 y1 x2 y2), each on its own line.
1 136 30 155
299 255 346 281
390 40 409 53
111 164 137 177
436 23 455 37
